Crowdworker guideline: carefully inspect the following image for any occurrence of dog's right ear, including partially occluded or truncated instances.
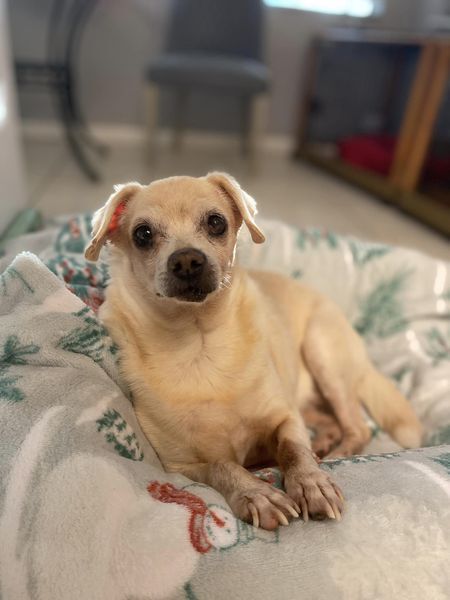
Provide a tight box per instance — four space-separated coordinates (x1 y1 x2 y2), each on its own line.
84 182 142 262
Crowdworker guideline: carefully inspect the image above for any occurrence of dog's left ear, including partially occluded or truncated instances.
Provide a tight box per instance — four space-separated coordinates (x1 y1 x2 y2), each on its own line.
84 182 142 261
206 172 265 243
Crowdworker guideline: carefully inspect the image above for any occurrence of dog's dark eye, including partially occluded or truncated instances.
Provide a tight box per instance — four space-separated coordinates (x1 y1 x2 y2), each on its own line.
133 224 153 249
207 214 227 236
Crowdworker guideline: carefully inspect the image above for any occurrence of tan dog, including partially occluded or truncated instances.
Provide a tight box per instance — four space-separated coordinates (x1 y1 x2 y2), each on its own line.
85 172 423 530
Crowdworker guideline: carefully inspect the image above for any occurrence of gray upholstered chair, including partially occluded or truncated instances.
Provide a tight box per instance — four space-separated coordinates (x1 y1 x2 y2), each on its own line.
145 0 270 159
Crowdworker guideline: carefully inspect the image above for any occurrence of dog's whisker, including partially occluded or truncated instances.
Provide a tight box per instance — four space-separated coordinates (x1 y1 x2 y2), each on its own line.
220 276 232 290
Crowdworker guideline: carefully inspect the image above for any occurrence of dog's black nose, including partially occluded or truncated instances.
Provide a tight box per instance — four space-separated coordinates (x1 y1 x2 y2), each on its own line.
168 248 206 280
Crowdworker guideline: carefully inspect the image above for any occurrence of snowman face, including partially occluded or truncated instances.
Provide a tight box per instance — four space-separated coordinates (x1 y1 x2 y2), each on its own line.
203 505 239 550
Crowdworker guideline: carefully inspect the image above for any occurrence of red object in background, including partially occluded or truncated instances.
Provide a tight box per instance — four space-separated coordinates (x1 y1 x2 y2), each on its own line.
338 135 395 176
338 135 450 183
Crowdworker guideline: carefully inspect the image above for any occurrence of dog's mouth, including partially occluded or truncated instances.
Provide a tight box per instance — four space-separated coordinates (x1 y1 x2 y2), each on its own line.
159 265 219 303
175 287 210 302
163 281 218 303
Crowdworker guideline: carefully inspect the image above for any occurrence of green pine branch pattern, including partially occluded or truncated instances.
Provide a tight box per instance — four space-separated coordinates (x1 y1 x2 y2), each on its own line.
322 451 403 470
2 336 39 365
423 327 450 366
432 453 450 475
349 241 391 266
184 582 199 600
57 306 118 363
0 267 34 296
391 365 413 384
354 269 411 339
427 424 450 447
96 408 144 461
296 229 339 250
296 231 391 263
0 335 39 402
291 269 303 280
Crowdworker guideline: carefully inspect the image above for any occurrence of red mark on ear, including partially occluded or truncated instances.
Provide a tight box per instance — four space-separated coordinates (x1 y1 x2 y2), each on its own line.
108 200 127 234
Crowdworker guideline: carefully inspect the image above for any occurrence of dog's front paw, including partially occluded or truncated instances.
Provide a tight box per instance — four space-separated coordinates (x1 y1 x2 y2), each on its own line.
230 483 300 531
285 468 344 522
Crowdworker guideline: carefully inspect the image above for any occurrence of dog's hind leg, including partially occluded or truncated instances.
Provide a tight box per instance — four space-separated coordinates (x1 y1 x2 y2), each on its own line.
356 366 422 448
302 299 422 456
302 406 343 458
302 302 372 458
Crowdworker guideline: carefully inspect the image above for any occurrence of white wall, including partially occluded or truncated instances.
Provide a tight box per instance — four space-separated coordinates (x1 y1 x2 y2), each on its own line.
0 0 26 234
7 0 433 135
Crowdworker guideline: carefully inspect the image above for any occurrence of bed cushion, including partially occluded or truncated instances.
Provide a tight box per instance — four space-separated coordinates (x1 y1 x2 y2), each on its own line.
0 217 449 599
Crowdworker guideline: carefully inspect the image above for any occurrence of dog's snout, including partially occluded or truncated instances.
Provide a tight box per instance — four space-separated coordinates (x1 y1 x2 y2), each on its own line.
168 248 206 280
164 247 217 301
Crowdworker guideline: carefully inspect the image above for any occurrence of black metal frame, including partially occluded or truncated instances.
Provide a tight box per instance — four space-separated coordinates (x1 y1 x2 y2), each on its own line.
15 0 106 181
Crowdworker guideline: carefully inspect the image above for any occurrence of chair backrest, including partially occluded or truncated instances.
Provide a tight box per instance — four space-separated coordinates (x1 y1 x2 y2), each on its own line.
166 0 265 61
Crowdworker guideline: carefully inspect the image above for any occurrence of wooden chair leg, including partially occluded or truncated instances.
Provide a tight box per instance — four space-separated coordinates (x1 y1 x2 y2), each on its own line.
246 92 269 170
145 81 160 161
172 90 188 152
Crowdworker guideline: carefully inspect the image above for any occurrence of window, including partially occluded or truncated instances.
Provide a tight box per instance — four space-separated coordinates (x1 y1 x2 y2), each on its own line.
263 0 381 18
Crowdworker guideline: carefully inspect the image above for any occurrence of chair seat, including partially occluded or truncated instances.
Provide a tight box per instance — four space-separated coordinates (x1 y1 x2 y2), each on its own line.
147 53 269 94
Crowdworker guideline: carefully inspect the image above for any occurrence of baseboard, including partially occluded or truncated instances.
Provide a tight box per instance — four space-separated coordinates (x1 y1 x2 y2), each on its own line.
21 121 146 144
21 120 292 153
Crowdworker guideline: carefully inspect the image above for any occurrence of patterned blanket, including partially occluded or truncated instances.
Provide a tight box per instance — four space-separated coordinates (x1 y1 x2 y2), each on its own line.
0 217 449 599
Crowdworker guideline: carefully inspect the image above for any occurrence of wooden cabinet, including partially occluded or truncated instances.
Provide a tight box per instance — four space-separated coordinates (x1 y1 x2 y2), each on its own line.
295 29 450 237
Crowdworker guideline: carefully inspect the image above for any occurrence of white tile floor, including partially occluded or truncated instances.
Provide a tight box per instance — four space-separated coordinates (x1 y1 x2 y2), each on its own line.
23 134 450 260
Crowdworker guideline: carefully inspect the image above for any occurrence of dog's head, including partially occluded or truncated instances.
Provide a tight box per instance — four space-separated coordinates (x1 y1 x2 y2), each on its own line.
85 172 265 304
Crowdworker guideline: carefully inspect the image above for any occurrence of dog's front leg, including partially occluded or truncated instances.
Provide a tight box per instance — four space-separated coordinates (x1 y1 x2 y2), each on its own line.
274 416 345 521
168 461 300 530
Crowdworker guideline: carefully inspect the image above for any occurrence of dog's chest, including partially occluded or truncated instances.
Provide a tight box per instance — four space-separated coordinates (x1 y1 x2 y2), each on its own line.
123 332 282 464
130 327 257 408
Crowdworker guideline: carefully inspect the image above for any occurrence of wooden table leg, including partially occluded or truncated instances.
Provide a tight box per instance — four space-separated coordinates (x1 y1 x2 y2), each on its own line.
400 45 450 193
389 43 437 189
390 43 450 193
